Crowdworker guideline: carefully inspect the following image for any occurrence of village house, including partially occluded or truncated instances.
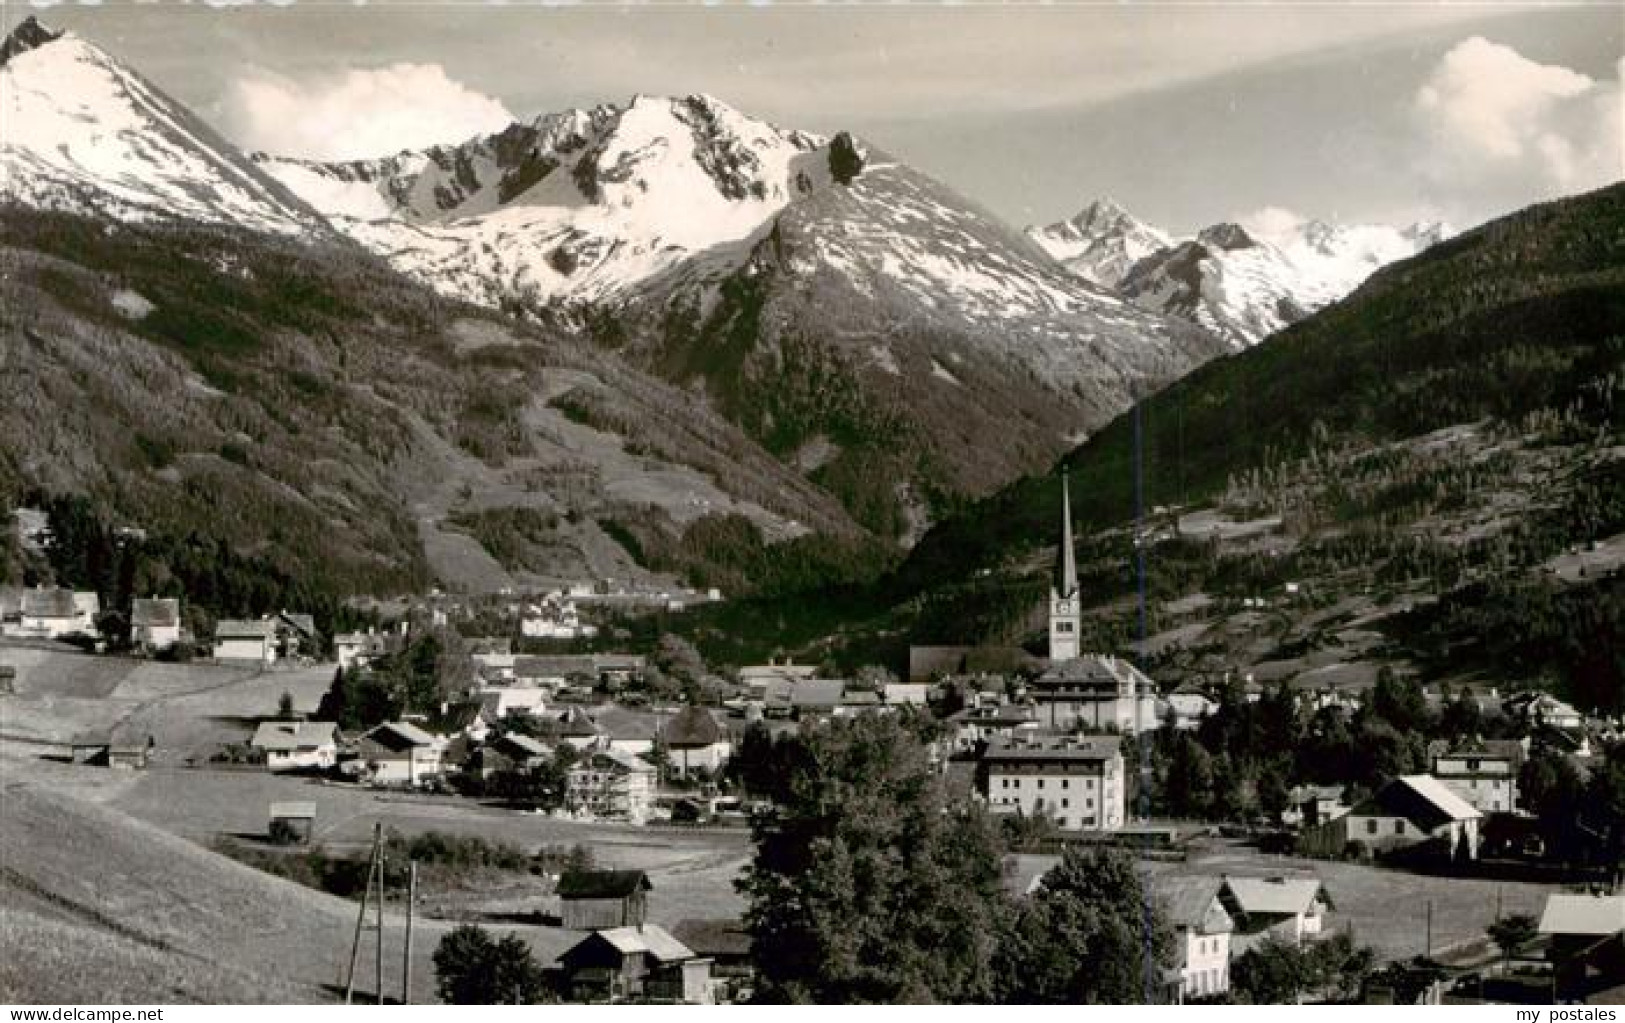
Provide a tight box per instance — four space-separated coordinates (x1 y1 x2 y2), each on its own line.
883 682 930 707
567 748 656 823
513 654 594 689
130 597 181 651
472 684 548 719
15 586 98 639
596 706 658 758
554 924 712 1004
1218 876 1334 954
1301 774 1483 861
558 869 651 929
213 619 277 666
944 701 1040 756
250 720 339 771
1283 785 1349 829
1165 686 1218 730
557 706 608 752
982 733 1125 832
519 593 597 640
357 721 444 786
1505 691 1585 731
1428 739 1523 815
271 611 319 660
659 706 732 778
671 919 753 1004
478 732 552 776
335 629 390 671
1157 876 1234 1001
1539 893 1625 1000
788 679 845 720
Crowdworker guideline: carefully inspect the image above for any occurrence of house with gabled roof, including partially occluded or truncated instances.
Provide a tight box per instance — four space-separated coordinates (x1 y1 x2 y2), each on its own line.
131 597 181 651
357 721 443 786
1157 876 1234 1001
16 586 98 639
557 705 607 752
1218 875 1334 954
1303 773 1482 862
250 720 339 771
659 706 731 778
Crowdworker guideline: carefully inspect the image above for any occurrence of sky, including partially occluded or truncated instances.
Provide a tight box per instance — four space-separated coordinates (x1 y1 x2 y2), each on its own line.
16 2 1625 234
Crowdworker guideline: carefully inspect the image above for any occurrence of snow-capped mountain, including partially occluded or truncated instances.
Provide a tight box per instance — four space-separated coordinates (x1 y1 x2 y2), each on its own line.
1023 198 1173 289
1030 199 1450 348
0 18 327 237
0 15 1226 540
255 94 832 308
256 98 1226 527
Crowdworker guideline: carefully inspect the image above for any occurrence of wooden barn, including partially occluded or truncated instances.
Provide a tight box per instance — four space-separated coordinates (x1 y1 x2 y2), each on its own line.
558 869 651 930
555 924 711 1003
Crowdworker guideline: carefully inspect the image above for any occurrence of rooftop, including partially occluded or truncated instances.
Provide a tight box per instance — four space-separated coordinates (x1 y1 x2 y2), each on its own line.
1540 894 1625 937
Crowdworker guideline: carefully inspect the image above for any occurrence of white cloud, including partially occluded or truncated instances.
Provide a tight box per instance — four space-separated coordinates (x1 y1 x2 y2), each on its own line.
1238 206 1305 242
1412 38 1622 209
225 63 515 161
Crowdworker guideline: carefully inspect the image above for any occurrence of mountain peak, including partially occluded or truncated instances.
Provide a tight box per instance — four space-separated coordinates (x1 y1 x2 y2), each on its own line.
1 15 64 66
1196 222 1258 251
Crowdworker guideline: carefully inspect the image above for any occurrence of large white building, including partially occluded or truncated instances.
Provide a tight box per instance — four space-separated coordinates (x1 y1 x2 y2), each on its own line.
567 748 656 824
982 733 1125 832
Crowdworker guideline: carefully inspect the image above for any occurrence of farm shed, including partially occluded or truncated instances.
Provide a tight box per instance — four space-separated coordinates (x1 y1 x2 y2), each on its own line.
558 869 651 930
268 802 317 844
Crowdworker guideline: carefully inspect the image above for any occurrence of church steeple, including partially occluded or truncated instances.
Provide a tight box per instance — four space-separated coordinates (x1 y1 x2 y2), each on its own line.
1054 470 1078 599
1048 470 1081 662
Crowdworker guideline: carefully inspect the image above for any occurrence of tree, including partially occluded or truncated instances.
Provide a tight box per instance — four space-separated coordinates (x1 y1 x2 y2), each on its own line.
993 846 1174 1003
433 925 548 1004
1487 913 1538 973
1231 936 1314 1004
738 714 1007 1003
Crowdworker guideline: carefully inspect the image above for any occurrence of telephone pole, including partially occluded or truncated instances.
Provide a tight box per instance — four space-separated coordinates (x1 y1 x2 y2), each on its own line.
343 822 382 1004
375 844 388 1013
402 861 417 1005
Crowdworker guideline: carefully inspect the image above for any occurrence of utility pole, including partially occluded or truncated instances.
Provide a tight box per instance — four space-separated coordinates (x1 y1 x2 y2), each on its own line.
402 861 417 1005
375 844 388 1013
344 822 381 1005
1425 900 1433 960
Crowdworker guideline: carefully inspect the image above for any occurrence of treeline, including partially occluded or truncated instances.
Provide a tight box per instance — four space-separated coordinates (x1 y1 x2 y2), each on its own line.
1392 574 1624 714
16 492 381 646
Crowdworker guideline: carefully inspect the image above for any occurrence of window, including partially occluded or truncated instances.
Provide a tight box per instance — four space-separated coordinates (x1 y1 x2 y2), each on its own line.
1062 779 1070 789
1061 799 1069 809
1395 820 1406 835
1366 819 1378 835
1056 622 1074 633
1037 779 1045 790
